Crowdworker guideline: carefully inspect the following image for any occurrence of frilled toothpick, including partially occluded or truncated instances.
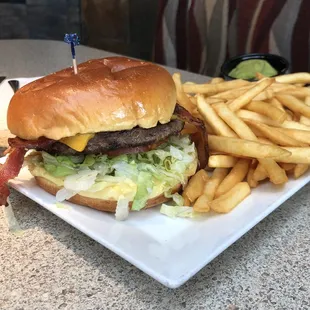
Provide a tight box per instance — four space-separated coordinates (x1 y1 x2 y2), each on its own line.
64 33 80 74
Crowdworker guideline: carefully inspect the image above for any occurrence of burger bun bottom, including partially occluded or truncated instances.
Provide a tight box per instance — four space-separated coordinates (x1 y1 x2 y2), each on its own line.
35 176 182 213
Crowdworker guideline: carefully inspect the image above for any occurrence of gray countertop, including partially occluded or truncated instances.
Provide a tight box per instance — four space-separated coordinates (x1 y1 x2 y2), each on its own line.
0 40 309 310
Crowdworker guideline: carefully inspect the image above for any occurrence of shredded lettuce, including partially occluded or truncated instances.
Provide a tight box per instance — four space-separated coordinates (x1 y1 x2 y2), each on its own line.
131 171 153 210
115 197 130 221
30 135 197 212
3 198 23 236
64 169 98 191
165 192 184 206
160 204 200 218
55 202 71 210
56 187 77 201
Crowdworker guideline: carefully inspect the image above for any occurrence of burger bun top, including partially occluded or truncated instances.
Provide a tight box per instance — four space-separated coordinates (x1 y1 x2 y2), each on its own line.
7 57 176 140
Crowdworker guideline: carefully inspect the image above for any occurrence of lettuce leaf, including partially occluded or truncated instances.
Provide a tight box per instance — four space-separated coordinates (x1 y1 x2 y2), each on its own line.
32 135 197 211
115 198 130 221
160 204 200 218
131 171 153 211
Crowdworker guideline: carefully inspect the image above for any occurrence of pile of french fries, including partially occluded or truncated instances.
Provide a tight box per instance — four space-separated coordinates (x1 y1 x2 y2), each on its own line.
174 72 310 214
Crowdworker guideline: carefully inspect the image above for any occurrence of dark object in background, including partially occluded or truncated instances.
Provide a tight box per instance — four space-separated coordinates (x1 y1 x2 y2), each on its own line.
81 0 158 60
0 0 80 40
220 53 289 81
8 80 19 93
0 0 158 62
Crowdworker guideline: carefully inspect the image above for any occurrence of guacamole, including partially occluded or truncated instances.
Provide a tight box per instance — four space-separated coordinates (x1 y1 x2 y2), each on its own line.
229 59 278 80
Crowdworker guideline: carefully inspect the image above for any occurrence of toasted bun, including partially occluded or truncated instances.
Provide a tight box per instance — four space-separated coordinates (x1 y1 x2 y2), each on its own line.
7 57 176 140
35 176 181 213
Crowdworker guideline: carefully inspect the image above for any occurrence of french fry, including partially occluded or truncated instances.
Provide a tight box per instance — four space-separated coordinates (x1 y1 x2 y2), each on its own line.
305 96 310 107
281 120 310 131
285 109 293 121
211 85 251 100
248 125 264 137
174 71 310 216
210 77 224 84
292 110 300 121
229 78 274 111
209 104 289 184
236 109 281 127
215 159 250 198
203 97 224 104
203 122 215 135
183 79 249 95
257 137 274 144
209 151 224 156
275 127 310 144
203 168 229 201
261 158 288 184
279 163 296 171
210 182 251 213
270 97 293 121
255 72 266 80
183 196 191 207
247 160 258 188
193 194 210 213
237 145 287 184
270 83 297 93
274 147 310 164
244 119 307 147
245 101 286 123
197 95 237 137
294 164 309 179
208 135 291 159
189 96 197 105
208 155 238 168
275 73 310 84
172 73 196 113
299 116 310 126
212 103 257 140
252 89 274 101
277 88 310 98
276 94 310 118
182 169 209 203
214 94 305 184
192 109 204 121
253 163 268 182
268 97 286 112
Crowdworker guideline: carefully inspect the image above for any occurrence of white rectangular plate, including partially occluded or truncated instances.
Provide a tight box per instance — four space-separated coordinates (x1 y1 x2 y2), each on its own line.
1 78 310 288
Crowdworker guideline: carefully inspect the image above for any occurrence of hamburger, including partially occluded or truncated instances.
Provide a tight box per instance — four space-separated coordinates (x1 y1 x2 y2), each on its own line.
0 57 207 219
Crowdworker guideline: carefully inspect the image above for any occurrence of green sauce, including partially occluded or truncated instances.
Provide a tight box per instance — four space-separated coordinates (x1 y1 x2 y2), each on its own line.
229 59 278 80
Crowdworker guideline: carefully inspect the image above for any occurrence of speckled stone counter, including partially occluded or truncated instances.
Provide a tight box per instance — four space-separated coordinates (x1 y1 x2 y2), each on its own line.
0 40 309 310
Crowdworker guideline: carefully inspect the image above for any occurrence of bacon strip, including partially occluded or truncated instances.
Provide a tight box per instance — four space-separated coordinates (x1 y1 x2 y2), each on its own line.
0 148 26 206
8 136 55 149
174 104 208 168
1 137 54 205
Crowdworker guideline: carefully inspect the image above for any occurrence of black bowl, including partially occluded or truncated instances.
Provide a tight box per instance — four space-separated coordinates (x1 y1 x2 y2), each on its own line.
220 53 289 81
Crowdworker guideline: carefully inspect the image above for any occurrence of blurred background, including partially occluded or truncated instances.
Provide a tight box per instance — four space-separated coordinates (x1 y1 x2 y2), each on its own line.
0 0 309 76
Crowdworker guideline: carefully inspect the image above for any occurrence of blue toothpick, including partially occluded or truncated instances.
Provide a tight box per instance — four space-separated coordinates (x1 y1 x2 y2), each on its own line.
64 33 80 74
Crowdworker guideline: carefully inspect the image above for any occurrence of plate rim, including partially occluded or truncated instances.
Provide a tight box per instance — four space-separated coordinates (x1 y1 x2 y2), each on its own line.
2 157 310 288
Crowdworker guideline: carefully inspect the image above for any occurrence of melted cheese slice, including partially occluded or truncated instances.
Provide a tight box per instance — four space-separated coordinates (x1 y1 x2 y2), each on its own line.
60 133 95 152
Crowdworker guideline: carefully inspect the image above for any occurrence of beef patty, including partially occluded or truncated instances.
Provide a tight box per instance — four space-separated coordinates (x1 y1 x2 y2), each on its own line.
33 119 184 156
